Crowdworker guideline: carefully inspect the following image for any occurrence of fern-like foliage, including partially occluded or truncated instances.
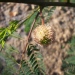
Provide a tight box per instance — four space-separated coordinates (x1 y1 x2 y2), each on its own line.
43 6 56 23
62 36 75 75
27 44 46 75
19 60 35 75
0 45 19 75
19 44 46 75
0 44 46 75
0 20 19 47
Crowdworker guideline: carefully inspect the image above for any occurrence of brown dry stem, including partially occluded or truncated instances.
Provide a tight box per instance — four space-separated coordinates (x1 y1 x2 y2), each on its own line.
21 19 36 60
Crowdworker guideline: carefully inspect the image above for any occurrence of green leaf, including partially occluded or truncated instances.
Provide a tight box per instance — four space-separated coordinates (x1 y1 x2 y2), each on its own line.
0 20 19 47
0 46 18 75
62 36 75 75
68 48 75 55
0 27 5 32
19 60 35 75
24 11 38 33
27 44 46 75
34 16 41 27
7 30 11 34
1 40 5 48
11 32 22 39
65 56 75 65
5 44 19 54
43 6 56 23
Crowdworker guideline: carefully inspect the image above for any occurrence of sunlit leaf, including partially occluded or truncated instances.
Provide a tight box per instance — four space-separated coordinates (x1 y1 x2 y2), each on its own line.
1 40 5 48
0 20 19 47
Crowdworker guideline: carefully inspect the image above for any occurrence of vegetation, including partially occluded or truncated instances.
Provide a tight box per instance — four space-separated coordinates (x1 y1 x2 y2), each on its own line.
0 4 75 75
62 36 75 75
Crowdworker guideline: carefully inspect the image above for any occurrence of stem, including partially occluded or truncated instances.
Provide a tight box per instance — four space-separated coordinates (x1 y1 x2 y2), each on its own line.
40 11 44 25
22 19 36 60
39 6 44 25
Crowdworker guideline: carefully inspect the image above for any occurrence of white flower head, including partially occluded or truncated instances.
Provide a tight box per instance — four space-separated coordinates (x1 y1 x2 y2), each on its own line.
32 25 54 45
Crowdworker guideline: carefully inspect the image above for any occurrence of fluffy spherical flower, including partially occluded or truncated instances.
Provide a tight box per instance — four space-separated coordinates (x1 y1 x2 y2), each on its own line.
32 25 54 45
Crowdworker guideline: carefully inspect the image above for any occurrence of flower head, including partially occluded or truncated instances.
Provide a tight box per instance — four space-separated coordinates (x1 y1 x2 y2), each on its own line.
32 25 54 45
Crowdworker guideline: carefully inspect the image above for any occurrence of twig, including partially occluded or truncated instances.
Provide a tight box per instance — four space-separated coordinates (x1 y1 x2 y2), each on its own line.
0 1 75 7
39 6 45 25
40 11 44 25
22 19 36 59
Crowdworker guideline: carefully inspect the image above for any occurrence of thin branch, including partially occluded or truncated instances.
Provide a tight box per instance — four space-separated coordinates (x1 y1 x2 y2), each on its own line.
21 19 36 60
40 11 44 25
39 6 45 25
0 1 75 7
